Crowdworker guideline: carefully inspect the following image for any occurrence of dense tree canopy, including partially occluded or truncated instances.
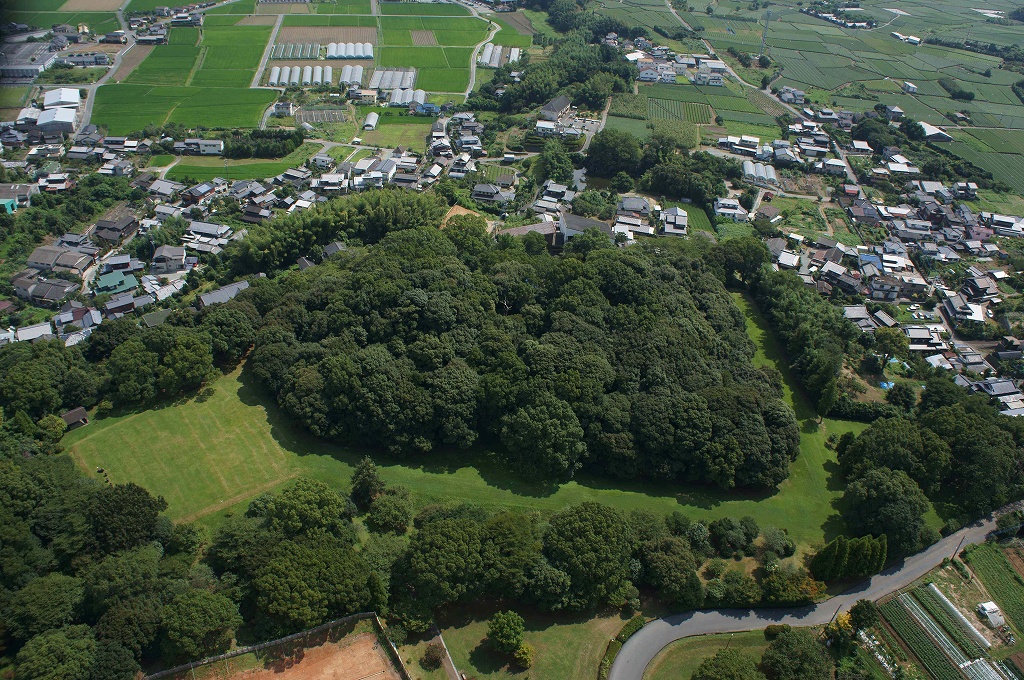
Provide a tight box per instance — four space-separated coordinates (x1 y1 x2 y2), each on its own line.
244 224 799 488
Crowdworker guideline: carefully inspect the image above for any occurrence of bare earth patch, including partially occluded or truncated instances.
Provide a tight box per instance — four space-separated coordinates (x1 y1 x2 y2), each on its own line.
501 11 537 36
233 633 402 680
67 42 123 55
237 15 280 25
277 26 376 43
59 0 123 10
411 30 437 46
257 3 310 13
109 45 154 83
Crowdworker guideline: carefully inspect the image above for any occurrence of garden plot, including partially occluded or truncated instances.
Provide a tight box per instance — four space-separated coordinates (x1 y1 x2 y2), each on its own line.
277 26 377 43
59 0 123 10
647 98 711 124
963 543 1024 630
880 597 964 680
411 30 438 46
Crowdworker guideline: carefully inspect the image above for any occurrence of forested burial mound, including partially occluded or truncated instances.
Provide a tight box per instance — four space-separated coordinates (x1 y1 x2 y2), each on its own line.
231 191 800 489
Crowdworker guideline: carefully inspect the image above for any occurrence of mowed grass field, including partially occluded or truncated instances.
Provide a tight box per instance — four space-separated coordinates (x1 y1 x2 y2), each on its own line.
438 608 634 680
645 631 770 680
66 294 869 552
165 142 320 182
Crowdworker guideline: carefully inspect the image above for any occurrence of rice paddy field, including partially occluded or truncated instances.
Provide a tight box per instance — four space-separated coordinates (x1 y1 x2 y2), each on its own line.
588 0 1024 190
86 0 493 131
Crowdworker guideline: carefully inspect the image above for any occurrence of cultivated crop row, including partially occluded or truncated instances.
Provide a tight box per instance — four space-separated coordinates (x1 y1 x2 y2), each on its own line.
963 543 1024 629
913 586 986 659
880 599 962 680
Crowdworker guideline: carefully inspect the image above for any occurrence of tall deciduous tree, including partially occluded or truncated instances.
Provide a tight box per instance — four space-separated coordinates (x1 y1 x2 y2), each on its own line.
543 502 633 609
160 590 241 662
760 627 832 680
843 467 929 556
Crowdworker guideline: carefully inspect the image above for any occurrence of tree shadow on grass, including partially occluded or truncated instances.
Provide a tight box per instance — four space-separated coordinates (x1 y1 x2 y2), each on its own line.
468 642 513 676
233 364 787 510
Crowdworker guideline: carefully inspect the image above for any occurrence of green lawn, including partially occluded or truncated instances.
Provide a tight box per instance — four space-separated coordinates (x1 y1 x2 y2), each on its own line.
438 608 631 680
65 293 862 552
362 122 432 152
0 86 30 109
645 630 770 680
166 143 320 182
148 155 175 167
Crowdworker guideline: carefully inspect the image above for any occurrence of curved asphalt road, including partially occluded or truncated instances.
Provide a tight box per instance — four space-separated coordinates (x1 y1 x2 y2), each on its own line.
609 514 998 680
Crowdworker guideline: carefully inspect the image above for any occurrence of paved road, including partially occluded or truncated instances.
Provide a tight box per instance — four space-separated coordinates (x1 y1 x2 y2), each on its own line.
251 14 285 89
464 19 500 99
608 514 998 680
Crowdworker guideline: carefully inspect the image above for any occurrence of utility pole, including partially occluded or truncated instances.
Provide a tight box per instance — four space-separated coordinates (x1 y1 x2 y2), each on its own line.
951 534 966 561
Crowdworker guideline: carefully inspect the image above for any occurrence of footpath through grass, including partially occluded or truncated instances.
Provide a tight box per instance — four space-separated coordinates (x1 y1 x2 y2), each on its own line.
66 294 859 548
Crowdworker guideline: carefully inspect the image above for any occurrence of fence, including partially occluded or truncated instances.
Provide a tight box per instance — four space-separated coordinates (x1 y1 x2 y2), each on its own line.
145 612 412 680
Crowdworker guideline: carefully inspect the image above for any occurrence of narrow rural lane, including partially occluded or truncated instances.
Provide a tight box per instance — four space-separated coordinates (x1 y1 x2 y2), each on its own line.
251 13 285 89
608 514 998 680
76 0 134 129
464 20 500 99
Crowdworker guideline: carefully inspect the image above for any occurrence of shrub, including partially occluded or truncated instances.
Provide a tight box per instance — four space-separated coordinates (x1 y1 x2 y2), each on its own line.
488 611 525 655
616 615 645 643
421 642 445 670
367 489 413 534
514 642 535 668
764 624 791 640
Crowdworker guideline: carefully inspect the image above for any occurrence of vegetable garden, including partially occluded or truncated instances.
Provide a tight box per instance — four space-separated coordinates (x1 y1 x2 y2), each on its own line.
962 543 1024 630
880 598 962 680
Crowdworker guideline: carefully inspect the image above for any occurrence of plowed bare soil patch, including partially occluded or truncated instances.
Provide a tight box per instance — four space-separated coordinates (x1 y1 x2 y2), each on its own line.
110 45 154 83
60 0 123 10
1005 546 1024 579
501 11 537 35
232 633 402 680
237 15 280 25
411 30 437 45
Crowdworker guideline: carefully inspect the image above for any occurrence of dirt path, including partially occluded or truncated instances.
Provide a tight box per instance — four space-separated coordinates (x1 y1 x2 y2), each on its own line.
177 474 298 523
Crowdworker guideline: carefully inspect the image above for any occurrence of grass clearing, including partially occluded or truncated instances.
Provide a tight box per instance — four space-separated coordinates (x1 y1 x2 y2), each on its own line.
166 142 320 182
361 121 432 151
604 116 652 141
439 607 631 680
66 293 864 556
645 630 770 680
0 86 31 109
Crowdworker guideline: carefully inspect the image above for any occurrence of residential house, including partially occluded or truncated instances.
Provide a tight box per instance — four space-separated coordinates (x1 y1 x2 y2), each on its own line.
539 94 571 122
471 183 514 205
151 245 187 275
93 271 138 296
92 215 139 243
559 212 614 241
662 206 688 236
181 182 216 205
943 292 984 324
713 197 748 222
